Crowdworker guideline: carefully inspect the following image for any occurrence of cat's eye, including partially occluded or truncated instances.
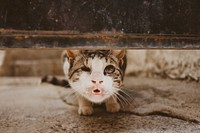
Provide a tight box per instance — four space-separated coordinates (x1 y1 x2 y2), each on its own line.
81 66 91 72
104 65 115 74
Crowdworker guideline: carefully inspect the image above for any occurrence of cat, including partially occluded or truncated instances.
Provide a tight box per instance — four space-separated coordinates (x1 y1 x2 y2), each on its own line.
42 49 127 115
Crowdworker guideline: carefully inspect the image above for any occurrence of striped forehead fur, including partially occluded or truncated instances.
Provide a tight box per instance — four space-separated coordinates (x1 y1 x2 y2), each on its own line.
82 50 120 65
65 50 126 81
81 50 112 58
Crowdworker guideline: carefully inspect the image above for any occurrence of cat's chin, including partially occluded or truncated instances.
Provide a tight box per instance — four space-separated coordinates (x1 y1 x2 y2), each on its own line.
83 94 111 104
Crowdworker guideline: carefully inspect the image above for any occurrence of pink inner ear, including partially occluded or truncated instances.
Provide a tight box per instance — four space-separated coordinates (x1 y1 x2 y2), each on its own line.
117 50 125 59
112 50 125 59
67 50 81 58
113 50 125 66
66 50 75 59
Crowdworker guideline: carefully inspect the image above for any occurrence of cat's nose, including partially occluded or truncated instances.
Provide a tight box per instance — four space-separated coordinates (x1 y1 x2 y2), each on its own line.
91 72 103 84
91 80 103 84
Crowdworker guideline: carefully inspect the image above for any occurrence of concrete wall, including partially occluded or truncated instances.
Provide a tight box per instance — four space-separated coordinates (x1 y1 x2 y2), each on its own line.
0 49 63 76
126 50 200 81
0 49 200 82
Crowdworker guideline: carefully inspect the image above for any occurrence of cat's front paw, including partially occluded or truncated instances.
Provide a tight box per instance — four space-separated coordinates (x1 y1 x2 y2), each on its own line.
106 102 120 113
78 106 94 115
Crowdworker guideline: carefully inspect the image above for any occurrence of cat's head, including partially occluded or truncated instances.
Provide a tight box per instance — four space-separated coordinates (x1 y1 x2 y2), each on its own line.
62 50 126 103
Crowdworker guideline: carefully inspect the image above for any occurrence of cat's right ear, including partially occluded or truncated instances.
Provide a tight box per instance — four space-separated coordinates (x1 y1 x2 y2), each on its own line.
62 50 79 64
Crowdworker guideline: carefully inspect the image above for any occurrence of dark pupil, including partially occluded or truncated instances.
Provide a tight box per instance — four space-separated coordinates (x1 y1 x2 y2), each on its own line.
104 65 115 74
81 66 91 72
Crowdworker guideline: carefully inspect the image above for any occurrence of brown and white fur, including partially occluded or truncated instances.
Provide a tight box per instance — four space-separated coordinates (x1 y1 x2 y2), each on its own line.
42 50 127 115
62 50 127 115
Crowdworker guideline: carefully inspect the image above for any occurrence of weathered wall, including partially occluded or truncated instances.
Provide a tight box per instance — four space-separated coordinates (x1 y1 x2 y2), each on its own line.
1 0 200 34
0 49 63 76
127 50 200 81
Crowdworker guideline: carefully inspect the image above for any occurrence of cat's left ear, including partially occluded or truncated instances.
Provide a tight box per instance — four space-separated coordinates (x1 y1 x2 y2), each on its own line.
112 50 126 65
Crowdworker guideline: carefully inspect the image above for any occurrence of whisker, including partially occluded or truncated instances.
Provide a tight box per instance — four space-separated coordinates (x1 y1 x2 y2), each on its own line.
110 87 132 107
117 88 133 101
115 91 131 106
114 91 130 106
112 92 125 111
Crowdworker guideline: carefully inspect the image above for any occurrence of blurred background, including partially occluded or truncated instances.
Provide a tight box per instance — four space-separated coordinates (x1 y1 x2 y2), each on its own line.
0 49 199 82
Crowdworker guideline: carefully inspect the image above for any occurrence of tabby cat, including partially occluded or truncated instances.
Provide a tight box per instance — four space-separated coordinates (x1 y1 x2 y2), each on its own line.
43 50 127 115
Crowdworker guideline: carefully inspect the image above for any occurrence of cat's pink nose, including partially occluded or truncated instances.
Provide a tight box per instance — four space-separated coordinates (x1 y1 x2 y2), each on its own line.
91 72 103 84
91 80 103 84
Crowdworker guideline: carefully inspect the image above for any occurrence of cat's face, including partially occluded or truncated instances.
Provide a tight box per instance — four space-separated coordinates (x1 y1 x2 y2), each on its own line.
63 50 126 103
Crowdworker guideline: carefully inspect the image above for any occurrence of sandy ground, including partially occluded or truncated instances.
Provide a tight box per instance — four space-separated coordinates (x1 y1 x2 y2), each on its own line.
0 76 200 133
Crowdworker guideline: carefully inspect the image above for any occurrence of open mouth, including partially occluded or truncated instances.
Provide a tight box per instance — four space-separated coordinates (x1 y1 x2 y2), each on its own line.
92 88 103 95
